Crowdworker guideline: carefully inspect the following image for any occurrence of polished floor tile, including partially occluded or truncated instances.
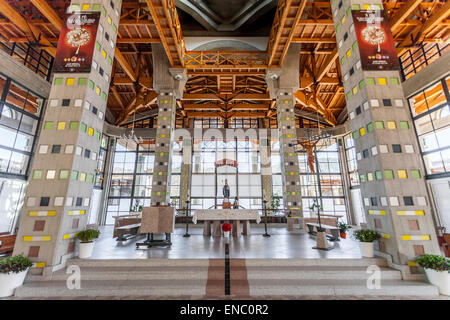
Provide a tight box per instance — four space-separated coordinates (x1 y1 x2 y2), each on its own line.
89 225 363 260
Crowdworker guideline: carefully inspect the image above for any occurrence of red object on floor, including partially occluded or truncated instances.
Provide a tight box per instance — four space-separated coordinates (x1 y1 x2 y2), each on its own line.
340 232 346 239
222 223 231 232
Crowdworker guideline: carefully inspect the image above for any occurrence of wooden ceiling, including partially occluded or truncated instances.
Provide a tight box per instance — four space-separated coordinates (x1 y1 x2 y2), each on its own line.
0 0 449 127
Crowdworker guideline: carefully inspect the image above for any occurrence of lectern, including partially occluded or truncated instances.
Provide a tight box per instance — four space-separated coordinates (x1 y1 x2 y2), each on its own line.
136 206 175 248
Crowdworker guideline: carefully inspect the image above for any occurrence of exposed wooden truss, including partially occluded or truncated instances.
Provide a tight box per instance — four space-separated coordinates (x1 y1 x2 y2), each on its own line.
0 0 448 126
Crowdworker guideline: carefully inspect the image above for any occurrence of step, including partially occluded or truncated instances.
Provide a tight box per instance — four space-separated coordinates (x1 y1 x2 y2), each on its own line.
248 279 439 296
244 258 388 267
67 258 211 268
28 266 215 281
15 279 208 298
245 266 402 280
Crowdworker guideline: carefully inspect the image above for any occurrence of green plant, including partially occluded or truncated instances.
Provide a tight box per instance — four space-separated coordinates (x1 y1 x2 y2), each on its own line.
270 195 281 215
76 229 99 243
0 255 33 274
416 254 449 271
353 229 380 242
338 221 352 233
309 199 323 213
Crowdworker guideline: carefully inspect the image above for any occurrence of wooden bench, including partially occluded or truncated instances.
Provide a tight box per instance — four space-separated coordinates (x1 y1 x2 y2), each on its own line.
306 223 340 241
116 223 141 241
112 214 142 241
0 235 16 257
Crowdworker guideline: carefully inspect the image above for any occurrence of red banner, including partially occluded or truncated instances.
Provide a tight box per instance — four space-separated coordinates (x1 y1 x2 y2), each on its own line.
53 12 100 73
352 10 400 71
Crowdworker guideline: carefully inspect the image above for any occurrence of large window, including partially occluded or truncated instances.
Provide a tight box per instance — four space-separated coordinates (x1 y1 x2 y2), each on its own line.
344 134 359 187
0 74 44 177
106 139 155 224
190 139 262 212
0 178 26 233
297 139 347 219
409 77 450 176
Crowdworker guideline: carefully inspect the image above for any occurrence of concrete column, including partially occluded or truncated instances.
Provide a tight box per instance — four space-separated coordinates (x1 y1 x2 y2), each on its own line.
150 44 187 206
179 138 192 209
331 0 440 265
260 137 273 204
266 44 303 218
13 0 122 272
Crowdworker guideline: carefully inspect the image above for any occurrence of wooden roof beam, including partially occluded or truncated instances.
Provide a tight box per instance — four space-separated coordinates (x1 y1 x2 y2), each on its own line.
0 0 56 56
389 0 422 32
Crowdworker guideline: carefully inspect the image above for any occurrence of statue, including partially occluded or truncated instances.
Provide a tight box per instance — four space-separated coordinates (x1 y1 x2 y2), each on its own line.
223 179 230 200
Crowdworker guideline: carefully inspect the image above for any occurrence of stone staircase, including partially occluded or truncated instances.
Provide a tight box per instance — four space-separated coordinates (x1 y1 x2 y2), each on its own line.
244 258 439 296
14 257 440 298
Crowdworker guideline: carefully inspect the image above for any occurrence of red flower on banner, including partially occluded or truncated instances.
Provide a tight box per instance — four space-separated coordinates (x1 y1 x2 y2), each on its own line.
222 223 231 232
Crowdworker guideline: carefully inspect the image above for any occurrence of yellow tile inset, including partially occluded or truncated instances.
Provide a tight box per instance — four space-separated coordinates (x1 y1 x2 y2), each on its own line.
82 4 90 10
346 49 352 58
397 169 408 179
359 127 365 136
401 235 411 240
378 77 387 85
88 127 94 136
57 122 66 130
23 236 33 242
387 121 396 130
66 78 75 86
35 262 46 268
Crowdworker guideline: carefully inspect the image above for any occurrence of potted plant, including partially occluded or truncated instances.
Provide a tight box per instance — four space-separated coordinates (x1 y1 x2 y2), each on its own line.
0 254 33 297
338 221 352 239
76 229 100 259
270 195 282 223
416 254 450 296
353 229 380 258
222 223 231 238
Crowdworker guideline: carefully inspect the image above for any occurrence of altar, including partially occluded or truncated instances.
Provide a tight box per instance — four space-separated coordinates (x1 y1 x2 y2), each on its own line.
192 209 260 237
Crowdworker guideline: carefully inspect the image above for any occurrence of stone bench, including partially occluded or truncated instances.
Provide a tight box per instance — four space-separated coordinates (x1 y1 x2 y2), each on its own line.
306 223 340 241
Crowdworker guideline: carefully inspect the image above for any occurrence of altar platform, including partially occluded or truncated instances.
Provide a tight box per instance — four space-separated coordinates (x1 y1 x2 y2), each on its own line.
86 224 363 260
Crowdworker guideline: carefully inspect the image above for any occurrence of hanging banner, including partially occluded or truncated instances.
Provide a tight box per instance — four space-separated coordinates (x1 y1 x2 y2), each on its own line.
352 10 400 71
53 12 100 73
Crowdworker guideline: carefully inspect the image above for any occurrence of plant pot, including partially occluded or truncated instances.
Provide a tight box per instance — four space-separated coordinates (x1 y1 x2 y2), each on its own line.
0 268 29 297
424 268 450 296
79 241 95 259
224 231 230 238
340 232 346 239
359 241 374 258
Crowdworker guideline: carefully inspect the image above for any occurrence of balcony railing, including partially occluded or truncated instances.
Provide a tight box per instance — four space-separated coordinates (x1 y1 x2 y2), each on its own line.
399 42 449 81
0 41 53 81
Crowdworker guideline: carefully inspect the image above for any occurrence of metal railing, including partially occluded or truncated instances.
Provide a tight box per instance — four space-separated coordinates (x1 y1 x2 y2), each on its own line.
0 41 53 81
399 42 449 81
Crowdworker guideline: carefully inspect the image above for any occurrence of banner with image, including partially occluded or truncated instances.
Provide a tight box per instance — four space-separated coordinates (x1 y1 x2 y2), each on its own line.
53 12 101 73
352 10 400 71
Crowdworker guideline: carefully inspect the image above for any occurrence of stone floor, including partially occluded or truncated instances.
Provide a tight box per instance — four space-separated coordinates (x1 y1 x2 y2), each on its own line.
90 224 362 260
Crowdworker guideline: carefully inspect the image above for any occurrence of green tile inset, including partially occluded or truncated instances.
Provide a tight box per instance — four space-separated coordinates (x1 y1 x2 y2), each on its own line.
375 121 384 130
71 170 79 181
44 121 53 130
59 170 69 180
54 78 63 85
366 78 375 85
88 80 94 89
375 170 382 180
390 77 400 85
384 170 394 180
80 123 87 132
411 170 421 179
360 174 366 183
399 121 409 129
367 122 374 133
33 170 43 179
352 131 359 139
70 121 79 130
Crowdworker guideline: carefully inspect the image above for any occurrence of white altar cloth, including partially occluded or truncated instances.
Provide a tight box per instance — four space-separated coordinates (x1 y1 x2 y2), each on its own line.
192 209 261 224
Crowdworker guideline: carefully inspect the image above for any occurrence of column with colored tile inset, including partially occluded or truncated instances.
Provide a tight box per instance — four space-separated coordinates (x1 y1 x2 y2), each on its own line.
260 138 273 205
151 92 177 206
331 0 440 265
275 90 302 218
13 0 123 272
